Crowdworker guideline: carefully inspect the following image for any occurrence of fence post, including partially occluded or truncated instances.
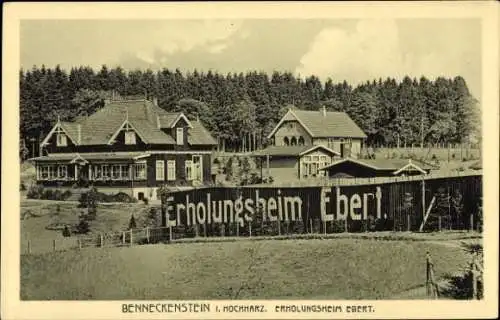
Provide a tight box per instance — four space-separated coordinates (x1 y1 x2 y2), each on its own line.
471 253 478 299
122 231 126 245
249 223 252 238
236 222 240 237
203 224 207 238
344 218 348 233
407 214 411 232
470 214 474 232
309 219 313 234
146 227 150 243
277 220 281 236
78 238 82 250
27 239 31 254
52 239 56 252
438 216 442 232
130 229 133 246
100 233 103 248
323 220 327 235
169 225 172 242
426 252 431 298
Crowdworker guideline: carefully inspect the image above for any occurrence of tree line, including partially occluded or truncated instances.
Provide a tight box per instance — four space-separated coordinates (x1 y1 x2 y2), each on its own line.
20 65 480 158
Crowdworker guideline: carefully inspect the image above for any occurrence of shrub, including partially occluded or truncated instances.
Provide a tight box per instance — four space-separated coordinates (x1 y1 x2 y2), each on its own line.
62 190 72 200
43 189 54 200
142 197 149 205
20 182 27 191
62 225 71 237
431 154 437 161
27 184 44 199
76 218 90 234
128 214 137 230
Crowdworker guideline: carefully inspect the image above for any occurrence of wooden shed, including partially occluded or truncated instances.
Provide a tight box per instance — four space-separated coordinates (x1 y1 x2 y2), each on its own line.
320 158 436 178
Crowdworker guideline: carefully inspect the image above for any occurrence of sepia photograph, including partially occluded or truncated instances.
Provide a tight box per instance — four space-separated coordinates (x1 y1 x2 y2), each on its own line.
2 2 498 319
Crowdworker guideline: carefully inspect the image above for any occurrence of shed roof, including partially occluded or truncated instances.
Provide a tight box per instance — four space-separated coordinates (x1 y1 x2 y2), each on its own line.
253 145 340 157
320 158 437 173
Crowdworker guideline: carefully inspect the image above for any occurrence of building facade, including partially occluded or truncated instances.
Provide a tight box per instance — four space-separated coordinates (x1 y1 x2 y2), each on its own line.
254 106 367 181
30 99 217 200
267 106 367 158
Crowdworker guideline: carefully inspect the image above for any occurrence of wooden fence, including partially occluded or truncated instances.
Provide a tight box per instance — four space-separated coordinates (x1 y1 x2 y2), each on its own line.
161 174 482 234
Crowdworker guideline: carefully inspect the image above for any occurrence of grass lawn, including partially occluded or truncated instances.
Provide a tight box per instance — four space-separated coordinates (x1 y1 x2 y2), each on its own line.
21 238 471 300
21 200 156 254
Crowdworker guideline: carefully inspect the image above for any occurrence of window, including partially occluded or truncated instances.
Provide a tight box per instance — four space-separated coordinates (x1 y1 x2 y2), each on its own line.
39 165 57 180
134 162 147 180
56 133 67 147
57 165 67 179
283 137 290 146
185 160 193 180
301 154 330 178
291 137 297 146
102 165 110 179
111 165 121 180
167 160 176 181
176 127 184 145
156 160 165 181
40 166 49 180
121 165 130 179
93 165 102 180
125 131 136 145
298 136 305 146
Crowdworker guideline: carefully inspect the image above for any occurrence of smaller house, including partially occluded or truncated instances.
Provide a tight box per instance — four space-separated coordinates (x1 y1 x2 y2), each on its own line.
320 158 436 178
253 145 341 181
266 106 367 158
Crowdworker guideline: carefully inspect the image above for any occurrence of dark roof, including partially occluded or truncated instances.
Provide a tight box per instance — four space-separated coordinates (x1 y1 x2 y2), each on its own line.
253 145 340 157
53 100 215 146
320 158 437 172
188 121 218 145
269 108 367 139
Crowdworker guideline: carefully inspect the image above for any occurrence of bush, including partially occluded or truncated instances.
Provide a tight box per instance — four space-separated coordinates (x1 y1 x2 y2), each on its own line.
128 214 137 230
20 182 27 191
27 184 44 199
62 225 71 237
76 218 90 234
142 197 149 205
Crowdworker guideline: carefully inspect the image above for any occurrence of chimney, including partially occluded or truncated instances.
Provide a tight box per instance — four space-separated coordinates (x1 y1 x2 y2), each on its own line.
77 124 81 144
321 105 327 117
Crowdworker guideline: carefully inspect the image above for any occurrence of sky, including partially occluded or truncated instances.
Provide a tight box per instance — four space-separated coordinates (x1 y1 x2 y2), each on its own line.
20 18 482 101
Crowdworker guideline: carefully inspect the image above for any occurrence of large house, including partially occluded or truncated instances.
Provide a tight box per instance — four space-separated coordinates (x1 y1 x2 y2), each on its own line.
254 106 367 181
30 99 217 200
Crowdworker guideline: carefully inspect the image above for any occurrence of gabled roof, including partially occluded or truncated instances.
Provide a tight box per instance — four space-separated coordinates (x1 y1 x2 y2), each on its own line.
188 121 217 145
253 145 339 157
320 158 436 173
267 108 367 139
42 99 213 146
